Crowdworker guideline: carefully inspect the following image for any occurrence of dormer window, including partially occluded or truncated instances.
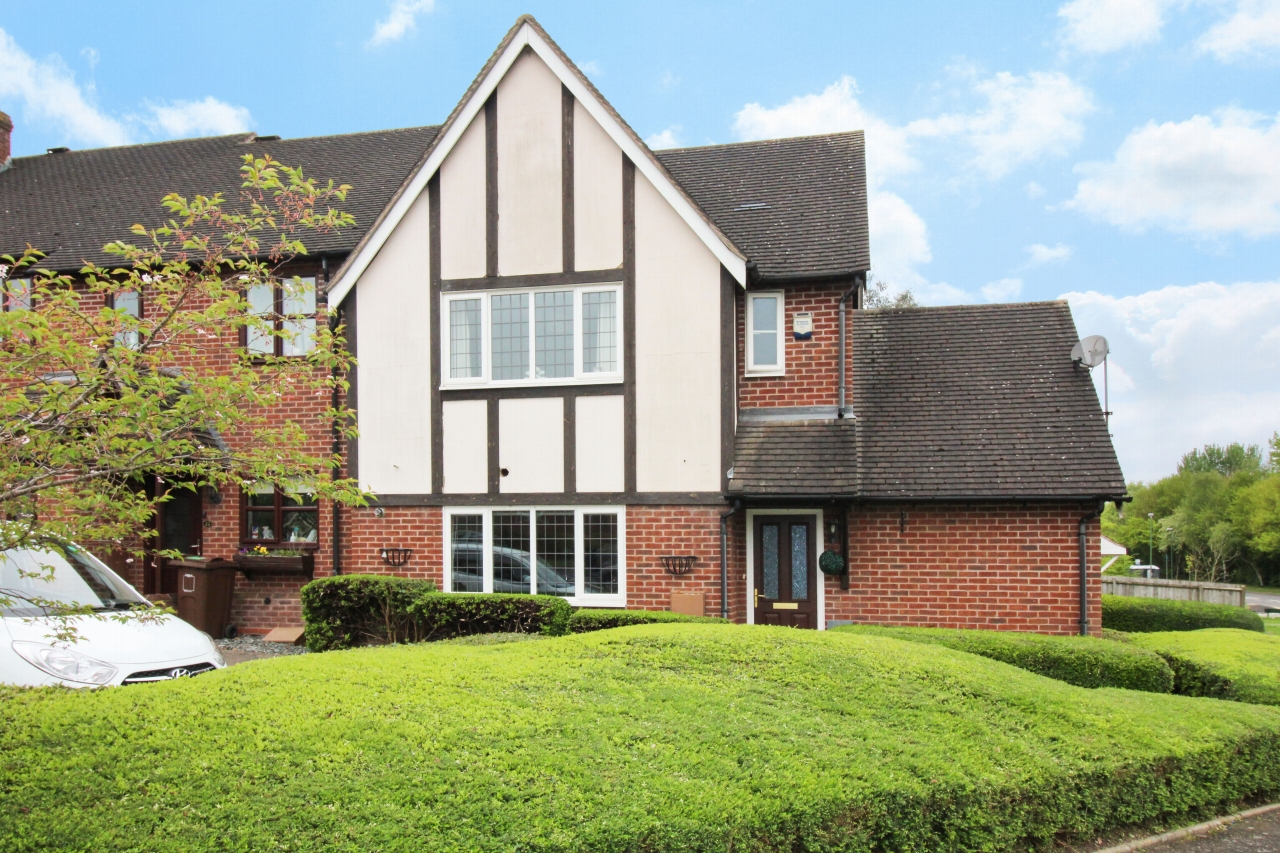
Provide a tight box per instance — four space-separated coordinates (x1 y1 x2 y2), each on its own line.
441 283 622 388
746 290 784 375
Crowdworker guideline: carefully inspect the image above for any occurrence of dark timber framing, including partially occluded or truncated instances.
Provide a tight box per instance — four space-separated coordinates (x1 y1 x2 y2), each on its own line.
563 392 576 493
440 269 621 292
561 83 575 274
484 93 498 278
720 265 736 494
622 157 637 493
441 383 622 402
344 292 359 481
487 398 501 494
429 175 444 494
372 492 728 507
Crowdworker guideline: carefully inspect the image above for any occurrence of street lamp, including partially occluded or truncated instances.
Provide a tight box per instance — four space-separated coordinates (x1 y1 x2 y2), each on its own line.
1148 513 1155 567
1165 527 1173 578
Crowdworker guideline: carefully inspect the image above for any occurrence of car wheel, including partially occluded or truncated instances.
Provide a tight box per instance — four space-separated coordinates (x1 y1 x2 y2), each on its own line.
224 624 238 640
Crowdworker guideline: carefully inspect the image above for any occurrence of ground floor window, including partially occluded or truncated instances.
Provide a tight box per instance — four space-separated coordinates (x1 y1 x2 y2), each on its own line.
443 506 625 606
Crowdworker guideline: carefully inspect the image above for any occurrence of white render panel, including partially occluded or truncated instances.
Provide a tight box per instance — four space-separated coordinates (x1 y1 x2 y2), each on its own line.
354 187 432 495
575 395 624 492
496 50 562 276
633 171 721 492
573 100 622 271
439 112 487 280
498 397 564 493
441 400 489 494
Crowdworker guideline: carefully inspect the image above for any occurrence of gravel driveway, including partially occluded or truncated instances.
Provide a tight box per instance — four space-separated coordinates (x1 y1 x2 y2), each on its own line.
215 635 307 666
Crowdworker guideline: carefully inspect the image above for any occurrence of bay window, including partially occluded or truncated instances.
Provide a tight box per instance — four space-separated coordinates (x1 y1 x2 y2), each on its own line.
442 283 622 387
746 290 784 375
444 506 625 606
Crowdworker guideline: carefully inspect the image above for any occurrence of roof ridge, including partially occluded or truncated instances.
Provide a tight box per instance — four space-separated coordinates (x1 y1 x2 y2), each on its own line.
657 130 866 154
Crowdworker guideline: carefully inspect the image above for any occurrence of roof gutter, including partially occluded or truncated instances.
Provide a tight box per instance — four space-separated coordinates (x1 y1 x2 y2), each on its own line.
719 500 741 620
1078 500 1106 636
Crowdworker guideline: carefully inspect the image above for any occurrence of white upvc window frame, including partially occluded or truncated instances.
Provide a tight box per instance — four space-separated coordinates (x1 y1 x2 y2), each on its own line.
440 282 624 389
442 505 626 608
745 290 785 376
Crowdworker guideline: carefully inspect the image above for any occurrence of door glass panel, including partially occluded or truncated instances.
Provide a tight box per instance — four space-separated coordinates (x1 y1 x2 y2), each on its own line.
583 513 618 594
535 511 575 596
492 511 531 593
791 523 809 600
761 523 779 600
450 514 483 592
534 291 574 379
490 293 529 380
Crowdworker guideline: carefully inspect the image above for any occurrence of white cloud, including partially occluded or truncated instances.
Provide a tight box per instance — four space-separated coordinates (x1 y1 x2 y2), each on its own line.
1026 181 1046 198
368 0 435 47
1197 0 1280 60
579 60 602 76
143 97 252 139
1063 280 1280 481
1058 0 1173 53
1025 242 1073 266
908 71 1094 179
981 278 1024 302
0 27 129 147
1067 108 1280 237
645 126 682 149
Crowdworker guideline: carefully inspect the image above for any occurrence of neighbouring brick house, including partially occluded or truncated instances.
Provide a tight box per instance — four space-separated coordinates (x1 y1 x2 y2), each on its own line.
0 15 1125 636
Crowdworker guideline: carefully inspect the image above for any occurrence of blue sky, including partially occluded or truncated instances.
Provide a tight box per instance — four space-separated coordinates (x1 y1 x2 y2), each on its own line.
2 0 1279 482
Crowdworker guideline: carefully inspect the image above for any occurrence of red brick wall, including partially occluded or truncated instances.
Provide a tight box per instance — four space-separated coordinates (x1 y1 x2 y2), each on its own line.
625 505 746 621
737 281 853 409
828 503 1102 636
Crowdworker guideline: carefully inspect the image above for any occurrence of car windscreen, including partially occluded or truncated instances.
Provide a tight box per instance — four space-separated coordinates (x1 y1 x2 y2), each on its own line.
0 545 147 616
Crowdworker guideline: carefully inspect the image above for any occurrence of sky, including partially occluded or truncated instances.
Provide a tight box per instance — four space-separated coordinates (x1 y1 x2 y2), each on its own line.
1 0 1278 483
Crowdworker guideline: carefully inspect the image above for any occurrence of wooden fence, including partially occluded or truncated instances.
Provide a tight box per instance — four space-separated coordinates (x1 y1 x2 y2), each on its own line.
1101 576 1246 607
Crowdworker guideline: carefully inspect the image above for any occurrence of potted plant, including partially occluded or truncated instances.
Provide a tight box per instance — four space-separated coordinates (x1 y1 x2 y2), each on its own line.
232 545 315 579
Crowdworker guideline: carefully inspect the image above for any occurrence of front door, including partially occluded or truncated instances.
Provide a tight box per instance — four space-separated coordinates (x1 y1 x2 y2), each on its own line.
753 515 818 628
157 485 203 595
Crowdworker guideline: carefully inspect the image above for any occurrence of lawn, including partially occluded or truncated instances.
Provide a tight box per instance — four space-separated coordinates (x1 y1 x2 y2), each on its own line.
5 625 1280 852
1266 619 1280 636
1130 629 1280 705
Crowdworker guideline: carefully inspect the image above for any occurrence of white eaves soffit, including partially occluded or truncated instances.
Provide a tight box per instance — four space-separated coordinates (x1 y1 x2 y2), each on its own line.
327 20 748 308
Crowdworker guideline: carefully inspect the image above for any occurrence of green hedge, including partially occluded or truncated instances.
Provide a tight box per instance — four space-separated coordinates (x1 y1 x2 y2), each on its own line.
1129 629 1280 705
832 624 1174 692
569 607 727 633
1102 594 1265 633
7 626 1280 852
300 575 570 652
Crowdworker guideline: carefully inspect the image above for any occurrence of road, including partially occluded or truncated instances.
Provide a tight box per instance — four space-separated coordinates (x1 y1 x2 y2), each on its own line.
1137 809 1280 853
1245 590 1280 611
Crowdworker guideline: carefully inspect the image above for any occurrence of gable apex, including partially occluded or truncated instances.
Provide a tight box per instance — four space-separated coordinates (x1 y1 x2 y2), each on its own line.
327 16 748 307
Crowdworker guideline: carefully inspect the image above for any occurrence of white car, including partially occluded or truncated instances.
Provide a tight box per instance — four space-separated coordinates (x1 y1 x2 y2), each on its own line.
0 543 225 688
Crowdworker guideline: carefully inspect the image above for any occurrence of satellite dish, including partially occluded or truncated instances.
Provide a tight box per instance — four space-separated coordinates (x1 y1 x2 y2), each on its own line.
1071 334 1109 368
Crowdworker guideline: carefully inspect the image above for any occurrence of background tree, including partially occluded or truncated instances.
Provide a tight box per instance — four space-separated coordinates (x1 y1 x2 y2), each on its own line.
0 156 366 624
863 276 919 309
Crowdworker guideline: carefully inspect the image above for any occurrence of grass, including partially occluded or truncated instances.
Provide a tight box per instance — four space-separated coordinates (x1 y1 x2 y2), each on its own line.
830 623 1174 692
1265 620 1280 636
1129 629 1280 706
5 624 1280 852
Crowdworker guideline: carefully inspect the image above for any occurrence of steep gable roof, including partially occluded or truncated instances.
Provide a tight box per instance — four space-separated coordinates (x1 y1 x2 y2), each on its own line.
325 15 749 307
657 133 869 282
729 301 1126 500
0 127 440 271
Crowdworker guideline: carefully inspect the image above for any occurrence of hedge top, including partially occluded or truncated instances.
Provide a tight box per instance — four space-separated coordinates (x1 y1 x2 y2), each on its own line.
1130 628 1280 706
5 625 1280 852
1102 594 1265 633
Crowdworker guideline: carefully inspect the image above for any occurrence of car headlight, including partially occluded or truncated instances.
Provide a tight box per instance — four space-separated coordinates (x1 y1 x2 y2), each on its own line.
200 632 226 668
12 642 118 685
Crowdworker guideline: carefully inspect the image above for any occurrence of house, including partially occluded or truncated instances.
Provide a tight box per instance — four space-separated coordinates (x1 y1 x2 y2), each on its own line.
0 15 1125 636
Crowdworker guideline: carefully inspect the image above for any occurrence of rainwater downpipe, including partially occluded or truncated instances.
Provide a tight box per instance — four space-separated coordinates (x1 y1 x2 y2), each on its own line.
837 276 863 418
1077 501 1105 635
719 501 741 620
324 256 343 576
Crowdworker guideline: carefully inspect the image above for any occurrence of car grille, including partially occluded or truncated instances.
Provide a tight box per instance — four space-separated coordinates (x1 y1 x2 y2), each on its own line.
122 662 217 684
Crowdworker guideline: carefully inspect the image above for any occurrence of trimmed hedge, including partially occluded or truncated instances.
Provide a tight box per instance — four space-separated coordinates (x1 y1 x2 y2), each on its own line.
1130 629 1280 705
832 624 1174 692
1102 594 1265 633
6 626 1280 852
569 607 728 633
300 575 570 652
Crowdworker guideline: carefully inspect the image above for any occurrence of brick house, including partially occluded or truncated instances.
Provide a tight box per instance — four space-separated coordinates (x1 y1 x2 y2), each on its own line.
0 16 1125 636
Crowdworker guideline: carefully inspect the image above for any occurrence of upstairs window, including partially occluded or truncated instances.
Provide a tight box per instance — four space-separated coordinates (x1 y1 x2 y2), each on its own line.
2 278 31 313
245 276 317 357
111 291 141 349
746 291 784 375
442 283 622 387
242 485 319 546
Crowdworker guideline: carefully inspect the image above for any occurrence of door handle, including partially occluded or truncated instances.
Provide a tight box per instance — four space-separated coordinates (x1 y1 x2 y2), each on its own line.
754 588 760 608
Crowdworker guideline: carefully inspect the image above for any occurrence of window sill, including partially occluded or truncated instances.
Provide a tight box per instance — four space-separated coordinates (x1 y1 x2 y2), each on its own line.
441 376 624 391
744 369 786 378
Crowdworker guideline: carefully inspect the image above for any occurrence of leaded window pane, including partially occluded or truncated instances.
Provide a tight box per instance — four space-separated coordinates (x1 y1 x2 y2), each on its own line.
752 295 778 367
582 291 617 373
536 511 575 596
449 299 482 379
492 511 531 594
761 524 779 599
791 524 809 600
451 515 484 592
490 293 529 380
534 291 574 379
583 514 618 595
